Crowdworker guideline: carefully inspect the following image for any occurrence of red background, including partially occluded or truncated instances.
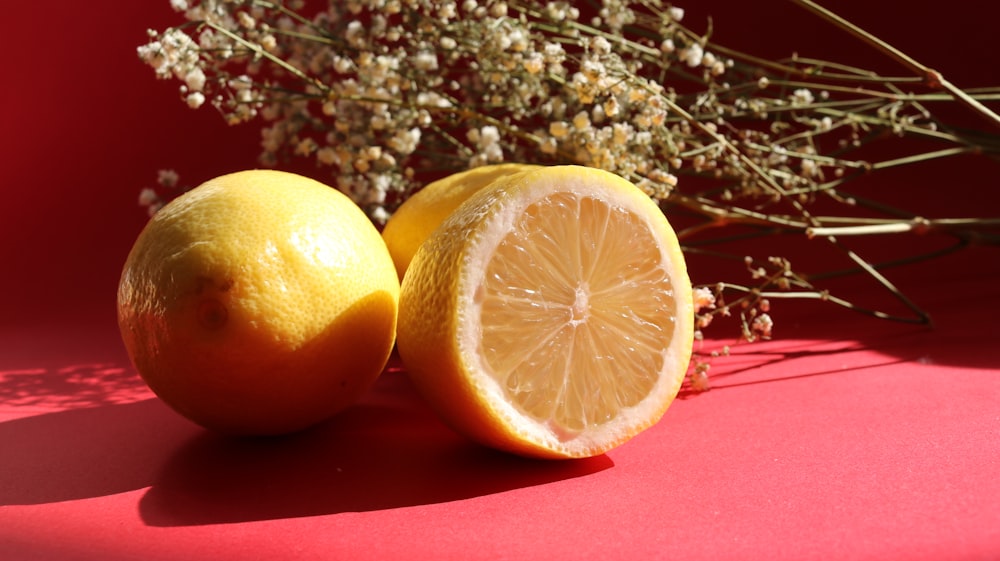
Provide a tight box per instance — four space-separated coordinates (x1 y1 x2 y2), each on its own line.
2 2 999 560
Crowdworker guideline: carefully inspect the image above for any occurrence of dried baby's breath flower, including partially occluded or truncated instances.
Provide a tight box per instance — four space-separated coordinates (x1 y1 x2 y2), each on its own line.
138 0 1000 389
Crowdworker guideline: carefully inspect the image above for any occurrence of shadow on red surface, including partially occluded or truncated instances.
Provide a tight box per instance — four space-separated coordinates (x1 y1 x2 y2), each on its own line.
0 399 191 506
137 371 613 525
678 339 910 399
684 234 1000 382
1 238 996 520
0 363 149 411
675 301 1000 398
0 366 612 520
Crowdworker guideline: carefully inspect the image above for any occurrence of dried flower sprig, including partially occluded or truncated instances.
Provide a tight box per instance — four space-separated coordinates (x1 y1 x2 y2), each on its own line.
138 0 1000 388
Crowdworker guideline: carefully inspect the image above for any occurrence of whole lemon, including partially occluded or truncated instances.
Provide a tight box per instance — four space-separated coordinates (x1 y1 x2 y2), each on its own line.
117 170 399 435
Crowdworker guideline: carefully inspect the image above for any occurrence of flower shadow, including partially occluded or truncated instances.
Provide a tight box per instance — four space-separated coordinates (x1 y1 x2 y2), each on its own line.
138 371 612 526
0 362 151 410
0 321 153 411
678 337 909 398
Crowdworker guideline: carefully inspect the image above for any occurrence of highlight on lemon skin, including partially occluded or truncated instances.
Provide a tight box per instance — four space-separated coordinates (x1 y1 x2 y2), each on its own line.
396 165 694 459
117 169 400 436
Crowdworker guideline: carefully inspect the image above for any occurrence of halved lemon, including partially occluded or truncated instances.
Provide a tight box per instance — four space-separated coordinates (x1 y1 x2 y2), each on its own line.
396 165 693 458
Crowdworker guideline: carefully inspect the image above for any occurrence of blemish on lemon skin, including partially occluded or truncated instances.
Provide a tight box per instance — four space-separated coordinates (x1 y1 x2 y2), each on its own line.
198 298 229 330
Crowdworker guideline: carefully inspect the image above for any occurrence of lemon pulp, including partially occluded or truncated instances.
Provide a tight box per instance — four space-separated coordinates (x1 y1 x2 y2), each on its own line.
476 191 675 437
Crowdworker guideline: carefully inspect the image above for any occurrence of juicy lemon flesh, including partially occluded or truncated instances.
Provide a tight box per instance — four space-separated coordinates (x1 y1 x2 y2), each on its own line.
477 192 675 438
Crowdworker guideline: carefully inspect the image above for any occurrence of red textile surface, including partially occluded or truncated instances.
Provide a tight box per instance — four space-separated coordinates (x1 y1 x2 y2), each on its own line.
2 2 999 560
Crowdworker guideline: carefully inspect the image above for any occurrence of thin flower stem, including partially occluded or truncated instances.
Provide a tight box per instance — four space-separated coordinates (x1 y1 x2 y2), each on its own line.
822 234 931 324
713 282 929 324
707 42 915 85
511 2 662 58
788 0 1000 130
657 93 794 198
776 146 982 198
807 217 1000 237
868 146 979 170
680 227 792 248
808 238 970 282
202 21 329 93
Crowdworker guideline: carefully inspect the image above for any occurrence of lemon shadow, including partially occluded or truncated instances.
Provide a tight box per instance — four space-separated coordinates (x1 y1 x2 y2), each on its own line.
0 320 203 506
134 287 612 524
0 398 197 505
139 371 613 526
